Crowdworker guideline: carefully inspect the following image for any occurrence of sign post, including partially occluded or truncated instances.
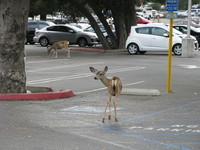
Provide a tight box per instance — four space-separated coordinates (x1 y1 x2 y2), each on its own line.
166 0 178 93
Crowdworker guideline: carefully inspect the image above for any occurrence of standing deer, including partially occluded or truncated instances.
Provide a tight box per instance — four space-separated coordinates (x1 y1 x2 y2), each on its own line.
47 40 71 59
89 66 122 122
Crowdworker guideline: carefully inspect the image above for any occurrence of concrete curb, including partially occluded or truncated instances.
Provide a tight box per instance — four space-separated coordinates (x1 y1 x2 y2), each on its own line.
69 46 127 53
121 88 160 96
0 90 75 101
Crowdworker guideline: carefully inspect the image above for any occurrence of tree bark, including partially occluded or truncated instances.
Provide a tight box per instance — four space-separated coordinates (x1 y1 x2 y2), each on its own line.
0 0 30 93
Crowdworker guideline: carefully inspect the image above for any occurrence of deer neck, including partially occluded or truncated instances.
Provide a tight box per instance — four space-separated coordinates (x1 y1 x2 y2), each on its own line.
100 76 110 87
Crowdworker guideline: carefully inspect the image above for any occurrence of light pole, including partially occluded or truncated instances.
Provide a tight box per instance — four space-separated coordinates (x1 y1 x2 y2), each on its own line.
182 0 195 58
187 0 192 38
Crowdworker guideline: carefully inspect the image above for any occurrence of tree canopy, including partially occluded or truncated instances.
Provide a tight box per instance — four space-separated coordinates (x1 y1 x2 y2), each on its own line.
29 0 138 49
29 0 200 49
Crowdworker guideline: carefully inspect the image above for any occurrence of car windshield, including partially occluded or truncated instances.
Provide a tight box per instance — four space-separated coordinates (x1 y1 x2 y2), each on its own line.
165 24 186 35
173 28 183 35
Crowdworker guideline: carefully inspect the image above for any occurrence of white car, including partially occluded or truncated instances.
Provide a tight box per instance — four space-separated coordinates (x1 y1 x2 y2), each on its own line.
125 24 199 55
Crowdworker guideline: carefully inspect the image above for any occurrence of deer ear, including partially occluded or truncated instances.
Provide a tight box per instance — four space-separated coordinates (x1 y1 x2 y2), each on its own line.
89 67 97 73
104 66 108 73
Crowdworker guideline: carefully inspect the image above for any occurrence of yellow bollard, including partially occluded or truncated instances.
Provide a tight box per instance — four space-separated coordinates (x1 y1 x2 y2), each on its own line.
167 18 173 93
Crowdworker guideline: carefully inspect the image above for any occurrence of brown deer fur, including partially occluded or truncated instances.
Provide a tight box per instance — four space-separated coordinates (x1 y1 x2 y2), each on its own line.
89 66 122 122
47 40 70 58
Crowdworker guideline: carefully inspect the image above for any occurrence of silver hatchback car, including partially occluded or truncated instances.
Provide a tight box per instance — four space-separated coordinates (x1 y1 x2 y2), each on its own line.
33 24 99 47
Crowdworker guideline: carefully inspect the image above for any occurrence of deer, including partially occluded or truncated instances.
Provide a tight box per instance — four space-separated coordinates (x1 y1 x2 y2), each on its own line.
47 40 71 59
89 66 122 123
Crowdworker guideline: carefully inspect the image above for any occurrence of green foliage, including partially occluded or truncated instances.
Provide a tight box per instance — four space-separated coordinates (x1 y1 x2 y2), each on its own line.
29 0 58 18
178 0 200 10
149 3 162 10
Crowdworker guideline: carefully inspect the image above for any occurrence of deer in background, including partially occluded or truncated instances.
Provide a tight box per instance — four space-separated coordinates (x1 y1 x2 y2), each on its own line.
47 40 71 59
89 66 122 123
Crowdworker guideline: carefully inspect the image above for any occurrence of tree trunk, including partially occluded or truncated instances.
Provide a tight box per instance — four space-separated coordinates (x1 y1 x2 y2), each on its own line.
0 0 30 93
111 1 127 49
40 13 46 20
113 12 127 49
124 0 137 34
88 0 118 49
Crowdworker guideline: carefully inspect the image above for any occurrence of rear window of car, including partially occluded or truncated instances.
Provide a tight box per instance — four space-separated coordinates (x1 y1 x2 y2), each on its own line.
47 26 59 31
135 27 149 34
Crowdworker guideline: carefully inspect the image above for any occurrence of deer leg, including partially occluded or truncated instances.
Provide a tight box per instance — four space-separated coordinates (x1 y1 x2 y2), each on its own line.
66 48 70 59
108 98 111 120
55 50 58 58
113 94 119 122
52 51 55 58
102 94 111 123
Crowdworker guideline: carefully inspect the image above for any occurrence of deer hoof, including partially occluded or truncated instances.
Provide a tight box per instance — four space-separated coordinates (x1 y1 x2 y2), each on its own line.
102 118 105 123
108 115 111 120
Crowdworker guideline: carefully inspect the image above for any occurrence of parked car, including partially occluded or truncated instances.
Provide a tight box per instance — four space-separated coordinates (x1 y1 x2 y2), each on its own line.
69 23 90 30
84 24 116 44
26 21 55 44
177 10 187 18
84 24 106 33
125 24 199 55
33 24 99 47
190 9 200 17
136 16 152 24
173 25 200 46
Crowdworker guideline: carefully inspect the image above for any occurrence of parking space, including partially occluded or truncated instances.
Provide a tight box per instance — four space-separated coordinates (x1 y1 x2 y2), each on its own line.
14 45 200 150
99 101 200 150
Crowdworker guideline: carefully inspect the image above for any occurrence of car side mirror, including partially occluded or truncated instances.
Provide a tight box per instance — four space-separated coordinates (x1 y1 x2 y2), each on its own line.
163 33 169 37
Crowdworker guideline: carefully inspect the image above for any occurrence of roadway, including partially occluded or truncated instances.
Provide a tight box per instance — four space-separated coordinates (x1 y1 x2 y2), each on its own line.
0 44 199 150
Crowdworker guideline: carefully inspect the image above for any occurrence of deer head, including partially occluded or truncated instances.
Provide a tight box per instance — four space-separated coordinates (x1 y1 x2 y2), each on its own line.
89 66 108 80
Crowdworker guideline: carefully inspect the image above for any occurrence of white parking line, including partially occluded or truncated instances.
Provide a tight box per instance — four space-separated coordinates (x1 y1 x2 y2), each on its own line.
75 81 145 94
27 66 145 85
27 62 104 72
26 59 62 64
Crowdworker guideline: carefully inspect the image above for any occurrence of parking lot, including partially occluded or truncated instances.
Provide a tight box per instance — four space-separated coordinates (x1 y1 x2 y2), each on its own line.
0 44 199 150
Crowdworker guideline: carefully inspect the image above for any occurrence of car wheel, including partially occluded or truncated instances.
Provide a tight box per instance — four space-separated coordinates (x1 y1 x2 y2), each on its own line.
173 44 182 55
78 38 87 47
127 43 139 55
39 37 49 47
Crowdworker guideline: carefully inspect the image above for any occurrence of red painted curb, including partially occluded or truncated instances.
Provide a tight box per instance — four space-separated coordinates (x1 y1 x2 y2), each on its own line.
70 47 106 53
0 90 75 101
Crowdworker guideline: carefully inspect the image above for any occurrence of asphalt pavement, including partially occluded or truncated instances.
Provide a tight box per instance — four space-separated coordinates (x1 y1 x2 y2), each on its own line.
0 44 199 150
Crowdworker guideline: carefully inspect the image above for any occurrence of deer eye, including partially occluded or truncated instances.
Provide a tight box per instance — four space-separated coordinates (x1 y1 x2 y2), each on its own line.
98 72 104 76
